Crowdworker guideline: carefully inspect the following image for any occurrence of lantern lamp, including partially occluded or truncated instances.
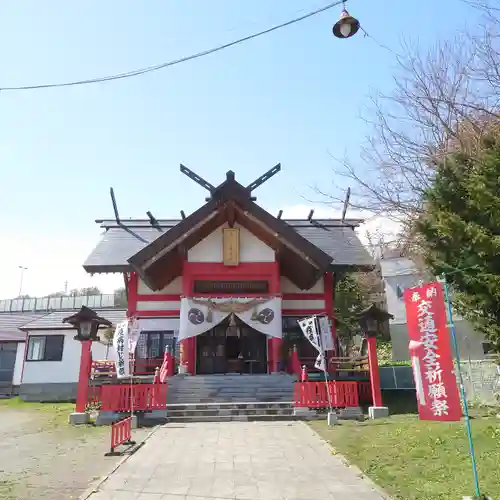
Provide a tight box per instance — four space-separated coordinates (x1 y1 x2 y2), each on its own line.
356 303 394 338
332 9 360 39
63 305 112 342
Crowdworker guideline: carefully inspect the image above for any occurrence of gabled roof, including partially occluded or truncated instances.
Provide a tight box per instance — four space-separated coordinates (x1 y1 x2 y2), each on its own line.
126 172 334 290
83 171 374 289
84 218 372 272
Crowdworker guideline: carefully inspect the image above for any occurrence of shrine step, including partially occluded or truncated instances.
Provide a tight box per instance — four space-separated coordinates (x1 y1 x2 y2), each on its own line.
142 401 296 423
166 374 295 405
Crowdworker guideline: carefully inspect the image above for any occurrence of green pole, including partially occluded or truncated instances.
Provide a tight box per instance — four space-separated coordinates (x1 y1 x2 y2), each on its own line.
441 276 481 498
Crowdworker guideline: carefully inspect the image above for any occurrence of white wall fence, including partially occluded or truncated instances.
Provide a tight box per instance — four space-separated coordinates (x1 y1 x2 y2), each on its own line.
0 294 116 313
460 360 500 406
380 361 500 407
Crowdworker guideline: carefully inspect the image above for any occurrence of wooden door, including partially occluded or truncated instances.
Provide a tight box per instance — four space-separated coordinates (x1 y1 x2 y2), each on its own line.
197 328 227 374
240 327 267 374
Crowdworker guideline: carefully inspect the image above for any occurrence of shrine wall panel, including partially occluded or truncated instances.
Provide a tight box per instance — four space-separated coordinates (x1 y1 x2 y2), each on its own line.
187 223 275 263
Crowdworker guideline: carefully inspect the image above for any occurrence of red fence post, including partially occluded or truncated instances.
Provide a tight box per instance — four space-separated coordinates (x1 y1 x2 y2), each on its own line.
105 417 136 456
75 340 92 413
367 336 383 407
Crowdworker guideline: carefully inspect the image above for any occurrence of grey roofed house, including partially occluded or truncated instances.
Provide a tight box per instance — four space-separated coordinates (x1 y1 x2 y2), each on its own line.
0 313 45 341
18 309 127 331
83 218 374 275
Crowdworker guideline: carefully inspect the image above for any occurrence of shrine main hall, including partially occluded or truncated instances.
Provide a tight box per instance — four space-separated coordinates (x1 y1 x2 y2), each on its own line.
83 166 373 376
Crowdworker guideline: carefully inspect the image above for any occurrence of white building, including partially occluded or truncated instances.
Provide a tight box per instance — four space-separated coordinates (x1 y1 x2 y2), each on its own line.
380 252 489 361
0 294 125 400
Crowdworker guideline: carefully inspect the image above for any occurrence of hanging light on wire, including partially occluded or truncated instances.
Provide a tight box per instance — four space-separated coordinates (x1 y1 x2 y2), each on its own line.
332 1 360 39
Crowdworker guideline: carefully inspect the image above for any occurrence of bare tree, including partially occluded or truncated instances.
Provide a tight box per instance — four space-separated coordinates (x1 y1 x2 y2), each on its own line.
318 3 500 234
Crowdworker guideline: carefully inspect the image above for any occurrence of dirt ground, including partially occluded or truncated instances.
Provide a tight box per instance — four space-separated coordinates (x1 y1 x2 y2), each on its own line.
0 406 151 500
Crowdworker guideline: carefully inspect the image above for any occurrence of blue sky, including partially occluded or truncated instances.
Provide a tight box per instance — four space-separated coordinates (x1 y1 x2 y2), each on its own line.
0 0 480 298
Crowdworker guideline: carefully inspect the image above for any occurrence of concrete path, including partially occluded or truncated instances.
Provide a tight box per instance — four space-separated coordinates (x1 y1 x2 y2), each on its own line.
87 421 385 500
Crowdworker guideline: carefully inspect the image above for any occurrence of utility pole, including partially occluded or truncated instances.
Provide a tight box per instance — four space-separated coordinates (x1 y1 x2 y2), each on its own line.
18 266 28 297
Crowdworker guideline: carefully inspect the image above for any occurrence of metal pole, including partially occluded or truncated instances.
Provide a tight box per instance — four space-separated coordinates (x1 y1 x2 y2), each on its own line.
315 315 333 413
441 277 481 498
18 266 27 296
130 353 134 420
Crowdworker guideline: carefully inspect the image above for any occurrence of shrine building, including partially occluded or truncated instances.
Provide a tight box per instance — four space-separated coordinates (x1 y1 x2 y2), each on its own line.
83 166 373 376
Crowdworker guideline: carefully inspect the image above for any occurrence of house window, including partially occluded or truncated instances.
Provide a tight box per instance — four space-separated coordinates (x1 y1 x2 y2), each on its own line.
26 335 64 361
135 331 176 359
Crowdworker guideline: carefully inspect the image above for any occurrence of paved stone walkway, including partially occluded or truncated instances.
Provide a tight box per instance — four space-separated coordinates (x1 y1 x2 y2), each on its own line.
87 421 385 500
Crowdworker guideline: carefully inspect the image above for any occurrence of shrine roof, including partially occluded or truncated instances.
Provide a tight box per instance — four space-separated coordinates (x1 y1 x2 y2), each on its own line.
19 309 127 331
0 312 43 341
83 218 373 274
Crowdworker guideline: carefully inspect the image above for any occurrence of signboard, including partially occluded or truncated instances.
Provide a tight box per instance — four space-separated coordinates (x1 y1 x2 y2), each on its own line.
112 321 130 378
318 316 334 351
223 228 240 266
404 282 462 421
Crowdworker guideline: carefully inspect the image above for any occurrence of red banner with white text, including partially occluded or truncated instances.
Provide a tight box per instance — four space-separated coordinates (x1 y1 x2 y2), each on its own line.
404 282 462 421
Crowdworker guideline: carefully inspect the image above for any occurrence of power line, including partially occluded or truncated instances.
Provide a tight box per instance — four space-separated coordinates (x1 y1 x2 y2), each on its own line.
0 0 345 92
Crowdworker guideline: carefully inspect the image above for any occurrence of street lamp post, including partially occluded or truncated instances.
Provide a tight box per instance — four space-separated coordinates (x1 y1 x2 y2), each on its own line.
18 266 28 297
63 306 112 425
356 303 393 419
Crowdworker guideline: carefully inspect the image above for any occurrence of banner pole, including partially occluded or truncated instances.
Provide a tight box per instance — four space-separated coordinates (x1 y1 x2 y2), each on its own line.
315 315 333 413
440 276 481 498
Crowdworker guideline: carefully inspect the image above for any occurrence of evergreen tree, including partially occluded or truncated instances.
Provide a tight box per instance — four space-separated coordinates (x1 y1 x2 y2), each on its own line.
417 137 500 353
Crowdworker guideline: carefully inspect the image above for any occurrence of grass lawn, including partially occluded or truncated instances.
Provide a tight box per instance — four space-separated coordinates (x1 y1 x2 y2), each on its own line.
310 410 500 500
0 397 76 426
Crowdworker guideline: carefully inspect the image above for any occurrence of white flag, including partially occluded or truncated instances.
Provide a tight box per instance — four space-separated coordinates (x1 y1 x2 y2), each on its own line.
113 321 130 378
318 316 334 350
128 318 141 355
298 316 321 352
314 352 326 371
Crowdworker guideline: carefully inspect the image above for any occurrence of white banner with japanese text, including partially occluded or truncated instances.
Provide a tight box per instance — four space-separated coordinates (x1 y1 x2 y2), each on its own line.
112 320 130 378
298 316 321 352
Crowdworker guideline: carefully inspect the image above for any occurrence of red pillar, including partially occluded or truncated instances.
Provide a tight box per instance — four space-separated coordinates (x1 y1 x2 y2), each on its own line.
166 350 175 377
290 345 301 377
180 337 195 375
75 340 92 413
367 336 383 407
270 337 282 372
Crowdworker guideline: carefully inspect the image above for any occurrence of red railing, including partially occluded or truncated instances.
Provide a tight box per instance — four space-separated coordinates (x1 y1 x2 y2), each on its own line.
87 386 103 407
357 381 372 405
91 358 168 377
100 383 167 412
133 358 163 375
294 381 360 408
105 417 136 456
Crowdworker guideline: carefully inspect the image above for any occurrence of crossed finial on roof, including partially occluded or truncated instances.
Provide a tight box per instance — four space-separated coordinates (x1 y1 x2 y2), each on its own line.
179 163 281 200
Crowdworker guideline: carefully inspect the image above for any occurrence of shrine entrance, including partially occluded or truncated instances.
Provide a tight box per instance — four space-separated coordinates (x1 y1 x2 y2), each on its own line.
196 317 268 375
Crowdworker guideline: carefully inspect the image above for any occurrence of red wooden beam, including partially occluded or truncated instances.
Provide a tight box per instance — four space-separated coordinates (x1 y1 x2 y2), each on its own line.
282 293 325 300
136 294 181 301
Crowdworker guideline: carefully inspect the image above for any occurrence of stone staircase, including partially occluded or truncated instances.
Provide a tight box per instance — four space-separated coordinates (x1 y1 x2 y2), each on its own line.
166 374 296 404
161 401 296 423
145 374 297 423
